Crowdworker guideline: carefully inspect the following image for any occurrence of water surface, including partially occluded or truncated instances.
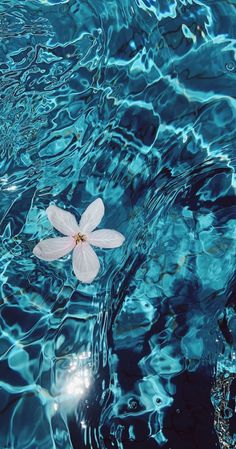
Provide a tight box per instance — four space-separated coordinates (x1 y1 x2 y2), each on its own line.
0 1 236 448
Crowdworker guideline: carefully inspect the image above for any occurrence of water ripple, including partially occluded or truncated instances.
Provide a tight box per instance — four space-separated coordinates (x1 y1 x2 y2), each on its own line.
0 1 236 448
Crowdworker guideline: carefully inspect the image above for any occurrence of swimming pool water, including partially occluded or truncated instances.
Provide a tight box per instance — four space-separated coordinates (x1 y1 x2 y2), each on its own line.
0 1 236 448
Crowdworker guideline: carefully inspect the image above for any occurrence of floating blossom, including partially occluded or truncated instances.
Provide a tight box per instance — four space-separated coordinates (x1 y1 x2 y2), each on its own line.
33 198 125 283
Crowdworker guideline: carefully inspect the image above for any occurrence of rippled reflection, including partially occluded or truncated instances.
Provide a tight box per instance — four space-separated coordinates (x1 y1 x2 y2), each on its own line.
65 354 91 396
54 351 92 413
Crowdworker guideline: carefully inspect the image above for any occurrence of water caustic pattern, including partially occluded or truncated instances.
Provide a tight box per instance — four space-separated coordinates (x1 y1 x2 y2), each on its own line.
0 0 236 448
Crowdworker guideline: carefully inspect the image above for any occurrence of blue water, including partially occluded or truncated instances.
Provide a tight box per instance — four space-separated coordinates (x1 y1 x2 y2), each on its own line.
0 0 236 448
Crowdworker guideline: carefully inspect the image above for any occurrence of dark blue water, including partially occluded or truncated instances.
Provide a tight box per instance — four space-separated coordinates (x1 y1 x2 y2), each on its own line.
0 1 236 448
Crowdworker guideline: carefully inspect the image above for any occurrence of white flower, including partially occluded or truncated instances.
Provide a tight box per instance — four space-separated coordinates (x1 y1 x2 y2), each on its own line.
33 198 125 284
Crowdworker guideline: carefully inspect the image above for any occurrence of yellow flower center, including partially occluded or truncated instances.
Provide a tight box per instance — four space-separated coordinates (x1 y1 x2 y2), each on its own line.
74 233 87 244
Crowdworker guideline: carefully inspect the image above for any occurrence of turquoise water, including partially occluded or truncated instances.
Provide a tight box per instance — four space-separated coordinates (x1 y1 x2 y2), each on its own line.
0 0 236 448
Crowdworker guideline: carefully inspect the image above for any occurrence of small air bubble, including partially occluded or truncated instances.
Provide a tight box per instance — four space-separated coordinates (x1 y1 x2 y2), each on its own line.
225 61 235 71
128 398 138 410
223 407 233 419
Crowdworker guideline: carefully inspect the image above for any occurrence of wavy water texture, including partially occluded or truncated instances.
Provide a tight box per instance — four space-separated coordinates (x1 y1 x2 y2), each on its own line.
0 1 236 448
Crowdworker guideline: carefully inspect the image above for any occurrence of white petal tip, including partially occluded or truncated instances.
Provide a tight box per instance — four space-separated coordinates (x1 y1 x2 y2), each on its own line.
113 233 125 248
92 198 105 214
77 276 96 284
46 205 57 221
33 245 41 257
46 204 55 214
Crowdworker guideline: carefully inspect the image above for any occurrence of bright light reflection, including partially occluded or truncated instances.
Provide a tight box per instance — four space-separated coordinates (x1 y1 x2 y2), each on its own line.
56 351 92 409
4 185 17 191
65 368 91 396
81 420 87 429
0 176 8 184
53 402 58 411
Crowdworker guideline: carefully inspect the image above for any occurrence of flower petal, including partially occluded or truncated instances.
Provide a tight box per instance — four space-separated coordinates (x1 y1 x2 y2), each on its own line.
46 205 80 236
79 198 105 233
72 242 100 283
87 229 125 248
33 237 75 261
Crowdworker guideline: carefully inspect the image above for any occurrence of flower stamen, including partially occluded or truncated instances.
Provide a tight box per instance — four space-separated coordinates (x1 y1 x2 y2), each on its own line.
74 233 87 245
